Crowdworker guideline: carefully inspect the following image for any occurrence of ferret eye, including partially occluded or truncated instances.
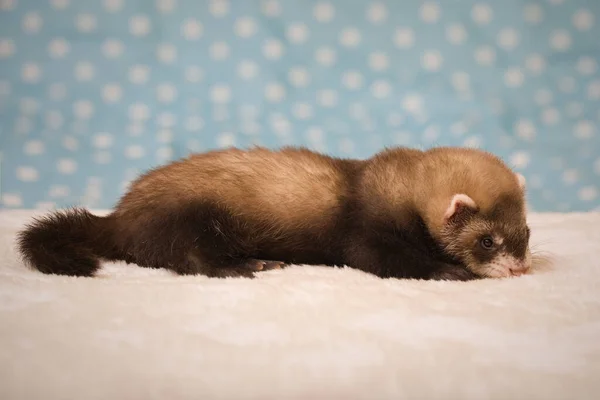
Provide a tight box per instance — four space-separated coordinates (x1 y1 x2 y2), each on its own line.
480 236 494 250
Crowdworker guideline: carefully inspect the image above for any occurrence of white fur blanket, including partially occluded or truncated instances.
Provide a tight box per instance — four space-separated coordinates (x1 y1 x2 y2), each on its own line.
1 210 599 400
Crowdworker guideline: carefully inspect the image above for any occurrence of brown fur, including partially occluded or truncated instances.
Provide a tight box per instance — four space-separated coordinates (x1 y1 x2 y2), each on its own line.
16 146 530 281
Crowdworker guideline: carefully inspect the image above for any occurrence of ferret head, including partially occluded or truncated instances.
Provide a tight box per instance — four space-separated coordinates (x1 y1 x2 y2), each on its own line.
420 148 532 278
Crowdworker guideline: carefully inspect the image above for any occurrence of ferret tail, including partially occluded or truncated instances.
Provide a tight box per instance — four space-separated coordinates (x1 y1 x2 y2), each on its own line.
16 208 119 277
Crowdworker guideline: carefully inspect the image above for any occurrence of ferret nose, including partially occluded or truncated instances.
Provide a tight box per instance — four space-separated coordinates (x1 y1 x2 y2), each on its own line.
509 263 530 276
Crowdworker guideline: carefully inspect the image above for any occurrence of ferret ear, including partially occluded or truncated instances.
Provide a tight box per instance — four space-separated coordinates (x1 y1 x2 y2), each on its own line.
516 173 526 191
443 194 478 223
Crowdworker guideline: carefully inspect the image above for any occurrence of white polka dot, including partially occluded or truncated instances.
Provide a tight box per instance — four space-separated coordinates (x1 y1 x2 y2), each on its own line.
129 103 150 121
420 2 441 23
237 60 258 79
128 124 143 136
566 102 584 118
157 0 176 13
314 2 334 22
292 103 313 120
504 67 524 87
402 94 423 114
574 120 595 140
102 39 124 58
578 186 597 202
342 70 363 89
49 185 70 198
235 17 256 38
263 39 284 60
562 169 579 185
62 135 79 151
24 140 45 155
576 56 597 75
21 63 41 83
73 100 94 119
550 30 571 51
446 24 467 44
129 65 149 84
370 80 391 98
270 114 292 137
393 28 415 49
102 84 122 103
93 151 111 164
339 28 361 47
156 147 173 161
525 53 546 74
286 23 309 44
594 158 600 175
17 166 39 182
317 89 338 107
180 18 202 40
130 15 151 37
157 112 176 128
45 110 63 129
156 129 173 143
47 38 70 58
210 84 231 103
0 39 14 58
185 66 203 83
157 43 177 63
93 133 114 148
185 116 204 131
50 0 69 9
264 82 286 102
471 3 493 24
463 136 482 148
515 119 536 141
2 193 23 207
104 0 122 12
338 138 355 154
315 47 336 66
523 4 543 24
217 132 236 147
474 46 495 66
541 107 560 125
125 145 145 159
572 9 594 31
368 51 389 71
209 0 229 16
367 2 386 24
74 61 94 81
156 84 177 103
421 50 443 71
451 72 470 92
534 89 553 105
587 80 600 100
57 158 77 174
23 12 42 34
510 151 530 169
558 76 576 93
288 67 310 87
497 28 520 50
261 0 280 17
76 13 96 33
209 41 230 60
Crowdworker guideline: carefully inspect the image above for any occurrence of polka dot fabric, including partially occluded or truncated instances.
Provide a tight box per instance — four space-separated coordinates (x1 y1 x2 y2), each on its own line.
0 0 599 211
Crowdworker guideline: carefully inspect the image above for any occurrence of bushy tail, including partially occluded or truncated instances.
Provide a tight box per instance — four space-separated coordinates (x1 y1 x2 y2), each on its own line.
17 208 118 277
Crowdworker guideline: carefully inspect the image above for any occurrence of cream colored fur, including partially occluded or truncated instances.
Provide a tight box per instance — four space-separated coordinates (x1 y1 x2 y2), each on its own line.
1 210 599 400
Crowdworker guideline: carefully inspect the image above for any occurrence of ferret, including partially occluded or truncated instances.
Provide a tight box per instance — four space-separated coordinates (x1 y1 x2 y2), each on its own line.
17 146 532 281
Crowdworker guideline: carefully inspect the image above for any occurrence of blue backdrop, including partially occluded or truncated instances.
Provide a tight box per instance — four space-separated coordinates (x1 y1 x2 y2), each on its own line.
1 0 599 211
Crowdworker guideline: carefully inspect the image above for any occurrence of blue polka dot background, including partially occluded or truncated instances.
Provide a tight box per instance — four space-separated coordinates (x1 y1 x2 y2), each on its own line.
0 0 598 211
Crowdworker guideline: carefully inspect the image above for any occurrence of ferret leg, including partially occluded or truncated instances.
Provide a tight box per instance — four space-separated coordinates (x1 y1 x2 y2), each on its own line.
427 264 478 281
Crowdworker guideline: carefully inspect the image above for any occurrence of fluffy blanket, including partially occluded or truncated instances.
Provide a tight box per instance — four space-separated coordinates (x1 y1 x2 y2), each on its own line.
1 210 599 400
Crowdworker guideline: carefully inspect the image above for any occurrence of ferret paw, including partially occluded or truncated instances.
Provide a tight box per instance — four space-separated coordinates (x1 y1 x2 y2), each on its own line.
239 259 287 272
429 264 478 281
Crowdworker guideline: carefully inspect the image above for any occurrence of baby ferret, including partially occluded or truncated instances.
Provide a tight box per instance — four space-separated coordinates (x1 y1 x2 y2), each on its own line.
17 146 532 281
